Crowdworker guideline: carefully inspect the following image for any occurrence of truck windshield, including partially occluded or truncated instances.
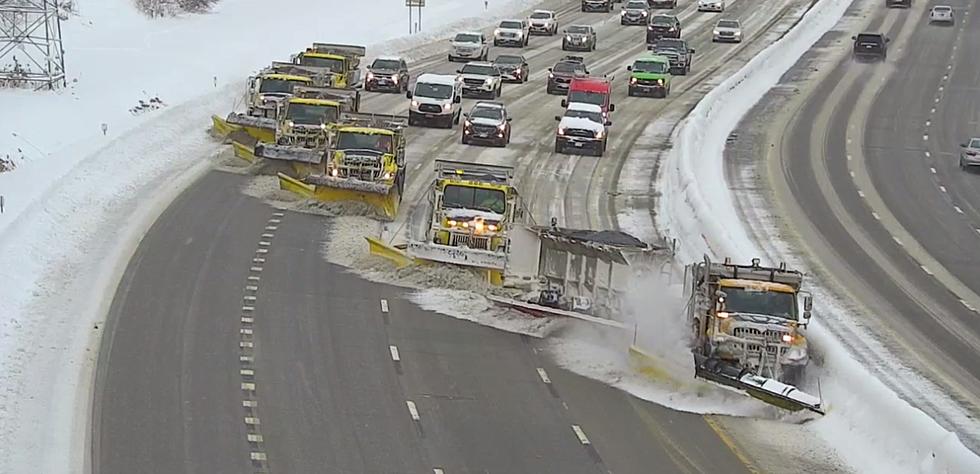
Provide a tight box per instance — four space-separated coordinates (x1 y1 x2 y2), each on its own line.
336 132 393 154
568 90 606 107
299 55 345 73
285 103 338 125
415 82 454 99
723 288 797 320
442 185 506 214
500 21 523 29
259 79 301 94
530 12 551 19
371 59 401 70
461 64 499 76
454 33 481 43
565 109 603 124
633 61 668 73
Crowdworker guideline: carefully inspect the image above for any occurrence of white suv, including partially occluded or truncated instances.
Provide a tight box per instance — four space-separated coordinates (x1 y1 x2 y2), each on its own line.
407 73 463 128
449 31 488 62
457 62 503 99
494 19 530 47
528 10 558 35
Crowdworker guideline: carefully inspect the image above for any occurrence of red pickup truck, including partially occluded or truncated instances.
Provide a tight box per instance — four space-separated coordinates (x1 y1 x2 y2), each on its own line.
560 76 615 122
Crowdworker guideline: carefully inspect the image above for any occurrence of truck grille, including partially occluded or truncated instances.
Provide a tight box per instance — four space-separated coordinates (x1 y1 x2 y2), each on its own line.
472 124 498 135
718 31 734 37
463 78 487 87
449 232 491 250
637 78 662 86
565 128 595 138
419 104 443 113
733 327 788 344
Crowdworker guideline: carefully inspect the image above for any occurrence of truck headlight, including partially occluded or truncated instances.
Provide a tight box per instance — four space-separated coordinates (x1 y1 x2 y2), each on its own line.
392 75 399 83
713 30 720 35
448 219 458 226
494 28 501 36
366 72 374 81
442 103 451 111
497 123 506 131
558 128 566 136
484 78 492 85
566 35 572 41
657 78 664 85
488 224 498 232
595 129 603 139
783 345 808 363
629 77 637 84
411 100 420 107
382 171 392 180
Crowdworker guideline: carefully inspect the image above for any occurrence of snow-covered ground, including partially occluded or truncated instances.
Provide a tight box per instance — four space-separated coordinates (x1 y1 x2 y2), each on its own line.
0 0 536 471
652 0 980 470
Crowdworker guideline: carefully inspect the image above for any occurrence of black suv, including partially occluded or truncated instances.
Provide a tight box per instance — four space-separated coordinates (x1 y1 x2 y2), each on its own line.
650 38 694 75
547 56 589 95
647 15 681 43
885 0 911 7
648 0 678 8
582 0 613 12
852 33 889 61
365 56 409 93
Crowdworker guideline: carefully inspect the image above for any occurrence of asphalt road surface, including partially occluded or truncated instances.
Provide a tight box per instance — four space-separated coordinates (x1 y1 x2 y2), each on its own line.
93 0 817 471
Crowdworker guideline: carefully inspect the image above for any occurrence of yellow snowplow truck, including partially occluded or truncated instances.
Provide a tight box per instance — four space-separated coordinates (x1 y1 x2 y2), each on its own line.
255 86 362 163
277 112 408 219
406 160 526 273
686 256 823 414
212 72 314 143
273 43 366 89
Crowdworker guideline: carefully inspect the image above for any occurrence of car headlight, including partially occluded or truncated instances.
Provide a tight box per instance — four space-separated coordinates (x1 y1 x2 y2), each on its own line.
642 11 648 16
442 103 451 111
284 120 294 129
366 72 374 81
595 129 604 139
484 78 492 85
621 10 626 15
494 29 501 36
382 171 392 180
629 77 637 84
734 31 741 35
713 30 720 35
657 78 664 85
330 168 338 177
549 72 554 78
392 75 399 83
566 35 572 40
320 123 328 130
497 123 506 131
464 120 472 127
411 100 419 107
558 128 566 136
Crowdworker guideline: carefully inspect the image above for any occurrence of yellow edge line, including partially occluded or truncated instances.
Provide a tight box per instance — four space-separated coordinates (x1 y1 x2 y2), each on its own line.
703 416 762 474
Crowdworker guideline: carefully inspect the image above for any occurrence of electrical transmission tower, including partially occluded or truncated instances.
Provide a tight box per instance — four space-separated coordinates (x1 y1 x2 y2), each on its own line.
0 0 66 89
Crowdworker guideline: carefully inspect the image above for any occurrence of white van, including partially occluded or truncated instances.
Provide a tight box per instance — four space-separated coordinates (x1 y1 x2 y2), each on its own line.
406 73 463 128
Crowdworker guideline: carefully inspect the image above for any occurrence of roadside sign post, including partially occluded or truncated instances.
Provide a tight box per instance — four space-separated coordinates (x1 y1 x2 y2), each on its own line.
406 0 425 33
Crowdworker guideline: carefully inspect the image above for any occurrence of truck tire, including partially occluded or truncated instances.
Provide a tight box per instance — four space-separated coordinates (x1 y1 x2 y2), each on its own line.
562 41 569 50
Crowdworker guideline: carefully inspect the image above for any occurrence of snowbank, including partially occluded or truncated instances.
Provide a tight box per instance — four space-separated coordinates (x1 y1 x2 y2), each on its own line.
655 0 980 470
0 0 538 471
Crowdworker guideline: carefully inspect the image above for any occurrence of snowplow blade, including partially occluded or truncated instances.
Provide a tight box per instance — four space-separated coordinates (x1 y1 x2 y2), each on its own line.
211 114 240 138
225 113 276 143
276 173 400 219
255 143 322 164
228 130 258 163
365 237 416 268
695 357 824 414
406 241 508 270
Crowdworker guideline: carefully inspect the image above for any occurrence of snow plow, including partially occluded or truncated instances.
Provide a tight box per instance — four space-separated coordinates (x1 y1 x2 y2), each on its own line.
686 256 824 414
254 86 362 164
405 160 529 281
276 112 408 219
211 72 315 143
273 43 366 89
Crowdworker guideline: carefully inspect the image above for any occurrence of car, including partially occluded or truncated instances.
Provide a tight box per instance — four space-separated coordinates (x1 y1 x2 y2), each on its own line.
449 31 488 62
582 0 613 12
493 54 529 83
528 9 559 35
885 0 911 7
563 25 597 51
407 73 463 128
959 138 980 170
628 54 671 97
494 19 530 47
852 32 888 61
457 62 503 99
547 56 589 95
712 19 742 42
364 56 409 93
462 101 512 146
929 5 954 24
562 76 615 119
651 38 694 75
697 0 725 12
554 102 609 156
647 15 681 43
621 0 651 25
648 0 677 8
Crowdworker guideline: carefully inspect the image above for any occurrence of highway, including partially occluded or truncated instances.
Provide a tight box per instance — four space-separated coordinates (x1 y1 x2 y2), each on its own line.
93 0 818 472
743 0 980 448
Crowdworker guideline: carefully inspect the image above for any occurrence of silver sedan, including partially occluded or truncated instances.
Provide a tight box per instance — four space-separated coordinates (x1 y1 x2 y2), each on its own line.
929 5 954 24
959 138 980 170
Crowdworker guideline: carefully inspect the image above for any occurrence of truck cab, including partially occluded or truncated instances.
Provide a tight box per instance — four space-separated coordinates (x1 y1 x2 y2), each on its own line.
292 43 366 88
561 76 615 120
406 73 463 128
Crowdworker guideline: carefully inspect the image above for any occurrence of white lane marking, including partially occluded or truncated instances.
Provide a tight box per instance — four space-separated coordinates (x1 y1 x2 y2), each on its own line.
931 167 937 174
849 170 856 178
406 400 421 421
925 151 931 158
250 266 263 272
923 134 929 141
244 295 257 302
240 355 254 363
433 469 445 474
390 345 401 362
250 452 268 461
938 85 944 92
940 185 948 193
243 400 257 408
381 299 389 313
246 285 259 291
256 248 269 254
265 226 278 231
247 434 264 443
537 368 552 384
269 218 282 224
893 236 904 246
242 383 256 391
847 154 852 161
261 233 275 239
242 306 255 312
258 241 271 247
857 190 866 198
954 206 964 214
241 328 254 336
245 416 260 425
962 300 977 312
921 265 934 276
240 341 254 348
240 368 255 377
572 425 591 445
930 108 936 114
975 228 980 237
925 120 931 127
272 212 284 217
248 275 261 282
872 212 881 221
242 316 254 324
253 258 265 264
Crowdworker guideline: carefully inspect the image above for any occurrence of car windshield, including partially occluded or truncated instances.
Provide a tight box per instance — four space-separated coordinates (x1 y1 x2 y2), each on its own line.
336 131 393 154
285 103 338 125
633 61 668 73
717 20 739 28
494 55 523 64
371 59 400 70
442 185 506 214
565 109 603 123
657 39 685 49
259 78 301 94
568 91 606 106
553 62 584 73
567 26 589 34
627 1 647 8
415 82 454 99
651 16 674 25
470 107 504 120
969 138 980 148
461 64 499 76
722 287 798 320
454 33 481 43
500 21 522 29
530 12 552 19
299 55 345 73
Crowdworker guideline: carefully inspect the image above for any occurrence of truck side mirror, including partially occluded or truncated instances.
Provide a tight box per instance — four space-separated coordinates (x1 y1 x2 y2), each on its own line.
560 99 568 107
689 48 696 54
885 37 891 43
803 295 813 311
554 115 562 121
605 120 612 127
456 69 463 74
406 90 413 99
609 103 616 112
626 65 633 71
506 117 512 122
851 35 857 40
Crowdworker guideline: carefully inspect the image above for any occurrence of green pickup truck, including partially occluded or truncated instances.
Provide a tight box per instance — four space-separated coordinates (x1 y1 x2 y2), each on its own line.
626 55 672 98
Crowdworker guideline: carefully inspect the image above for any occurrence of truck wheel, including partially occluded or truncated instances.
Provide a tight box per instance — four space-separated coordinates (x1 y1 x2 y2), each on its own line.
554 141 563 154
462 134 469 144
628 87 635 97
562 41 568 50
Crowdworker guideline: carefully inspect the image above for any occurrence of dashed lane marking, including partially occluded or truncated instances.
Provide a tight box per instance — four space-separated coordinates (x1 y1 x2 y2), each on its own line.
243 400 257 408
250 266 263 272
245 285 259 291
269 218 282 224
261 233 274 239
921 265 934 276
241 328 254 336
240 355 254 363
940 185 948 193
954 206 964 214
381 299 389 313
250 452 268 462
240 341 254 349
931 167 937 174
242 306 255 312
256 248 269 254
924 134 929 140
893 236 904 247
242 316 254 324
390 345 401 362
571 425 591 445
849 170 856 178
242 382 256 391
244 416 260 425
244 296 257 302
434 469 445 474
872 211 881 221
258 241 271 247
406 400 421 421
272 212 284 217
265 226 278 231
537 368 552 384
925 151 931 158
253 258 265 265
241 368 255 377
247 276 260 282
247 434 264 443
857 190 865 198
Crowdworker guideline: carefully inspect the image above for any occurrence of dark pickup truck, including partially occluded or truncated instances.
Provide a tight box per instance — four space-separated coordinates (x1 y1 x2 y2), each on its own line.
852 32 889 61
